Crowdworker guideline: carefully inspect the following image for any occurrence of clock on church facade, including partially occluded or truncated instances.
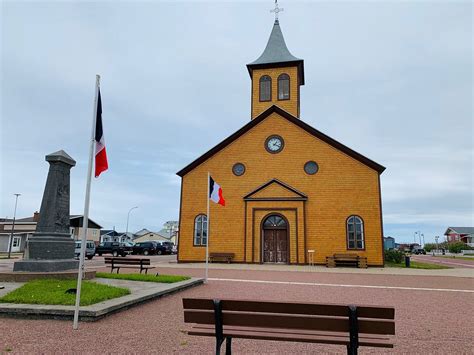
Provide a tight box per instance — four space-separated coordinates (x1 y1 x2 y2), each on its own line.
176 18 386 266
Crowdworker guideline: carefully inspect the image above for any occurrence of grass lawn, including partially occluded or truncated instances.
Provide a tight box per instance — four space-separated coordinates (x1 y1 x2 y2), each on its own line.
386 261 451 269
435 256 474 262
96 272 190 283
0 279 130 306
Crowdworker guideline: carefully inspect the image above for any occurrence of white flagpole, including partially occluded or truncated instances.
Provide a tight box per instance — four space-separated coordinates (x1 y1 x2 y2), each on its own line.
205 172 210 283
73 74 100 330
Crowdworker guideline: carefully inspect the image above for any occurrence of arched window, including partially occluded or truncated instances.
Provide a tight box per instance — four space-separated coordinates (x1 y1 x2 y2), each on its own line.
194 214 207 246
347 216 364 249
259 75 272 101
263 215 287 228
278 73 290 100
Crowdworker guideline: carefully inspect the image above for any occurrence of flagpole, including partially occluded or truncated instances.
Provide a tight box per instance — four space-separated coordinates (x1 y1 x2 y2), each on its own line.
73 74 100 330
205 172 210 283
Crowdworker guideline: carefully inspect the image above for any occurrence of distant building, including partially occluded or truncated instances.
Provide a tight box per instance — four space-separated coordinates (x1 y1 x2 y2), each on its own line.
383 236 395 250
133 231 170 243
0 212 102 252
444 227 474 247
100 230 134 243
70 215 103 244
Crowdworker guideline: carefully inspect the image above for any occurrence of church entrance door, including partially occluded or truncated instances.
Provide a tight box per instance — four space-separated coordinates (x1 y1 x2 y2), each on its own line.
262 214 288 263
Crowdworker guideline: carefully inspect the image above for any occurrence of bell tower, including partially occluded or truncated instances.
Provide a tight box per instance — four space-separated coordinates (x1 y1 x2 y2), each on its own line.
247 7 304 120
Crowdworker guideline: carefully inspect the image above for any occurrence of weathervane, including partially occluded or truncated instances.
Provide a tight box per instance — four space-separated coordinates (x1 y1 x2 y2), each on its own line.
270 0 284 21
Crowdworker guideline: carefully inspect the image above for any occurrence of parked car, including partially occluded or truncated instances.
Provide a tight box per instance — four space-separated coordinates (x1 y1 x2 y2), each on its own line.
412 247 426 255
159 241 174 255
95 241 132 257
132 241 167 256
74 240 96 260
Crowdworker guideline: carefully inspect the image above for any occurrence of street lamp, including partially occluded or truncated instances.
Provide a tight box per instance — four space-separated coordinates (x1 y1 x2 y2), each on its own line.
7 193 21 259
125 206 138 239
435 236 439 252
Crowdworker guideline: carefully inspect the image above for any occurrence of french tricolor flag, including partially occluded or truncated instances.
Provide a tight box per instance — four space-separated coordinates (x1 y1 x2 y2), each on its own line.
94 90 108 178
209 176 225 206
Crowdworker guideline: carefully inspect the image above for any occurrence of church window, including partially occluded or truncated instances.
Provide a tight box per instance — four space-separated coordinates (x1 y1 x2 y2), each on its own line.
347 216 364 249
259 75 272 101
304 161 319 175
263 215 287 228
232 163 246 176
278 74 290 100
194 214 207 246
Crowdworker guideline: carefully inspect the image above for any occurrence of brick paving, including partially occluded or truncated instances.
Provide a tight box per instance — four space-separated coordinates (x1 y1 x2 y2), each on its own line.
1 264 473 354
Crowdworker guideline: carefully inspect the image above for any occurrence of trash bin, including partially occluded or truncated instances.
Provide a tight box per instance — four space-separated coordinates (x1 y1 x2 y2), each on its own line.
405 255 410 268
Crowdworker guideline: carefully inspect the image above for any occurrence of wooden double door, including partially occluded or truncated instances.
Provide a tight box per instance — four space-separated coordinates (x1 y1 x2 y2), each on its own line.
263 229 288 263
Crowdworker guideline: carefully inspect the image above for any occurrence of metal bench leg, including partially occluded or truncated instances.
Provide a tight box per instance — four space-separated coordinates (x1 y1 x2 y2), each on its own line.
213 299 224 355
225 337 232 355
347 305 359 355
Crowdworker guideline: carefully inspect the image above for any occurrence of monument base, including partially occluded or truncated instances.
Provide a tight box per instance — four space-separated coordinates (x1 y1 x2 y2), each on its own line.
13 259 79 272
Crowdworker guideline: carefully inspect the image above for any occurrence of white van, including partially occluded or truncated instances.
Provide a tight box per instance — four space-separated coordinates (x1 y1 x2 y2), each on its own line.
74 240 96 260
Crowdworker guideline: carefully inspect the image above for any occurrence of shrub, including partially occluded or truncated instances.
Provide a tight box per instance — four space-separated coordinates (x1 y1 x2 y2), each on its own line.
448 242 472 254
385 249 404 264
424 243 436 252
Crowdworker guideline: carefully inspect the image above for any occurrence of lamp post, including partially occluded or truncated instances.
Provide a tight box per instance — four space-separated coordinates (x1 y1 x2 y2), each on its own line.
125 206 138 240
435 236 439 252
7 193 21 259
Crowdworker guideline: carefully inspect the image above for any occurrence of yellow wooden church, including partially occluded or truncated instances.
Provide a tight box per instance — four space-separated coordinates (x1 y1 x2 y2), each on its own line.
177 18 386 266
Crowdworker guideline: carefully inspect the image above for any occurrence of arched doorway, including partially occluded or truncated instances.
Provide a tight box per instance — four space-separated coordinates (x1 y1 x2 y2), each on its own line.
261 214 289 263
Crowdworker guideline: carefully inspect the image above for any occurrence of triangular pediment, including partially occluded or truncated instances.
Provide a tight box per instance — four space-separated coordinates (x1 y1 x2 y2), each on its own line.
244 179 307 201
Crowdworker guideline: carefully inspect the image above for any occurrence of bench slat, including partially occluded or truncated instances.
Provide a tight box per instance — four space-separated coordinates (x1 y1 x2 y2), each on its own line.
104 258 151 265
188 326 393 348
184 310 395 335
183 298 394 320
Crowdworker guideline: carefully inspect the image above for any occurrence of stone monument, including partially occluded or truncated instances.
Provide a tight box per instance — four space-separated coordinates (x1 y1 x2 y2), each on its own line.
14 150 79 272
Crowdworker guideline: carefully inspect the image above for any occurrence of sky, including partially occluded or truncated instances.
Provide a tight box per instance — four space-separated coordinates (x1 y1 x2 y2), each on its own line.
1 0 472 244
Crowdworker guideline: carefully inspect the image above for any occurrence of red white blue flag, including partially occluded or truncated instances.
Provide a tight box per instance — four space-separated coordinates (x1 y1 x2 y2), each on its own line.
94 90 108 178
209 176 225 206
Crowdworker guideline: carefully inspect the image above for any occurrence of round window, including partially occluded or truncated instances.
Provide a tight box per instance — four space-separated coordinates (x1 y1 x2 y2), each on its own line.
232 163 246 176
304 161 319 175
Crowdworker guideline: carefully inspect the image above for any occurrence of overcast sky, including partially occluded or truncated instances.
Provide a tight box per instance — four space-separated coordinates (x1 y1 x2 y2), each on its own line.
1 1 472 243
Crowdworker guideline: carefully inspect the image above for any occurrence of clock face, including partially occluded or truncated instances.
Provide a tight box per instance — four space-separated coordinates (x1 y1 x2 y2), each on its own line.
265 135 284 153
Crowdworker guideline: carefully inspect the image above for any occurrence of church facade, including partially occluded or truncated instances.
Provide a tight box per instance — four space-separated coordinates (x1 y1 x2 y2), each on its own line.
177 19 385 266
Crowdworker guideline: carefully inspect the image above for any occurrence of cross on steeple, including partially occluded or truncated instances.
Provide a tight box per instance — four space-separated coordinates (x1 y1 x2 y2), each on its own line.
270 0 284 21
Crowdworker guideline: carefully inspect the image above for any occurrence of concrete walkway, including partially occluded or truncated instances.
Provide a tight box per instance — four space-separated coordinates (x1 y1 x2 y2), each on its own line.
159 261 474 278
0 277 203 321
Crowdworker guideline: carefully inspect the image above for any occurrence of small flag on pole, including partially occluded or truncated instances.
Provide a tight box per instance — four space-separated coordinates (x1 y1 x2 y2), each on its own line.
209 176 225 206
94 90 108 178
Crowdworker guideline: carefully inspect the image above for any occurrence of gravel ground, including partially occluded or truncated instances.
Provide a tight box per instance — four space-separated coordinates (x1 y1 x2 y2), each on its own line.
1 267 473 354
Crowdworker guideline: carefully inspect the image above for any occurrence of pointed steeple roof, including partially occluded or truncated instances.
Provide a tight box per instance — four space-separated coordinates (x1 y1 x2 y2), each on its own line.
247 20 305 84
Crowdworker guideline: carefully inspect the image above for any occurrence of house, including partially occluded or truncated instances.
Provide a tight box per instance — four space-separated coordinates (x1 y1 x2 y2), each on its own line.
384 236 396 250
0 212 39 253
133 231 170 243
444 227 474 247
100 230 134 243
70 215 103 244
177 18 385 265
0 212 102 252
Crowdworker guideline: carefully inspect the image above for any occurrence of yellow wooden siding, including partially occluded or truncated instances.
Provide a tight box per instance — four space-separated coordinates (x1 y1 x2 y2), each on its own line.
178 112 383 266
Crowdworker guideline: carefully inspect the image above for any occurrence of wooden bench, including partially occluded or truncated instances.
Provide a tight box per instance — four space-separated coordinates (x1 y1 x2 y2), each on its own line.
326 254 368 268
209 253 235 264
183 298 395 355
104 257 155 274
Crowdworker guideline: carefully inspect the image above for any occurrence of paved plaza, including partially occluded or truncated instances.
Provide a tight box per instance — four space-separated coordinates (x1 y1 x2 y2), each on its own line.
0 256 473 353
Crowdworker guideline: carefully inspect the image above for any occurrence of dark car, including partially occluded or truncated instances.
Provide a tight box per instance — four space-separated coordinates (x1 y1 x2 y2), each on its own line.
95 242 131 257
132 241 167 256
159 241 174 255
412 247 426 255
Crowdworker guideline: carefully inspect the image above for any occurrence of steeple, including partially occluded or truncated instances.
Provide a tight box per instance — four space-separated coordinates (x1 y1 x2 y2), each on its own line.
247 16 305 119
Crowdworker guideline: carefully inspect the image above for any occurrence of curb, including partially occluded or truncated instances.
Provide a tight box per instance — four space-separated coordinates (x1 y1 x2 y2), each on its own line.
0 277 204 321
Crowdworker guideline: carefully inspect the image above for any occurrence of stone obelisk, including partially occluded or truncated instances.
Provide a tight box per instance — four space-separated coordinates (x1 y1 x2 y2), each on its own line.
14 150 79 272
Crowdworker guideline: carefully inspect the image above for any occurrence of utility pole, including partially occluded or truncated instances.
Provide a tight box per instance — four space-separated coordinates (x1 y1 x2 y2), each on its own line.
7 194 21 259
